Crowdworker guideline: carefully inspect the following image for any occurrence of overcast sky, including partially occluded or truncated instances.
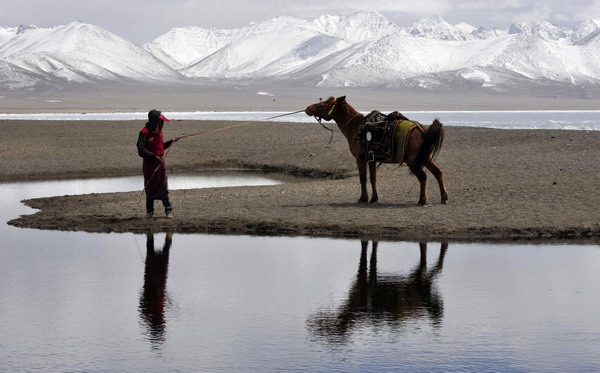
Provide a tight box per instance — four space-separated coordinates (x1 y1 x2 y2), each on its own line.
3 0 600 44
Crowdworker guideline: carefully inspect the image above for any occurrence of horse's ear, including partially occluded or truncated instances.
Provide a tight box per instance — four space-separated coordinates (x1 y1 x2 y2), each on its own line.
327 96 335 102
337 96 346 103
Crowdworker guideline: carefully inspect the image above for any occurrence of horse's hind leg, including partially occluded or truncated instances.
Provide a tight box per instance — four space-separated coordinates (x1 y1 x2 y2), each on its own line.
413 168 428 205
425 160 448 204
368 162 378 203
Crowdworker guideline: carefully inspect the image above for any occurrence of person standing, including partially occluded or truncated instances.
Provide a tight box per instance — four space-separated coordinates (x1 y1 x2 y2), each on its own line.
137 109 177 219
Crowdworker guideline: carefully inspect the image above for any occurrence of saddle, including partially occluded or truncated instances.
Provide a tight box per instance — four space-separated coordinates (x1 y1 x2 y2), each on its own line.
357 110 413 163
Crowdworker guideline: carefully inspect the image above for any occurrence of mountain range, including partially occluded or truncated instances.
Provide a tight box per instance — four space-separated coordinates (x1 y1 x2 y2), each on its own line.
2 11 600 92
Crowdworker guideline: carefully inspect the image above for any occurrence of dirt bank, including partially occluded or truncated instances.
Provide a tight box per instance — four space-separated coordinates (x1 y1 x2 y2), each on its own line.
3 119 599 241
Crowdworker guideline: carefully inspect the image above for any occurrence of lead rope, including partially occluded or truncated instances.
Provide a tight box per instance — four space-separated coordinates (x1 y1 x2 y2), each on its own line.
132 233 145 263
139 121 259 201
139 145 173 202
315 117 334 144
140 109 308 200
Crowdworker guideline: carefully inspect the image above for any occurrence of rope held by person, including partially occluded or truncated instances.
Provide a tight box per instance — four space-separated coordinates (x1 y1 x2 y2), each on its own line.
140 109 306 199
173 109 305 141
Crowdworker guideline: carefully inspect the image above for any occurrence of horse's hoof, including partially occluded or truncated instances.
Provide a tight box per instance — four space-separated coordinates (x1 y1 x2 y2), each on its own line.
357 199 368 204
441 200 448 204
418 201 427 206
369 198 378 204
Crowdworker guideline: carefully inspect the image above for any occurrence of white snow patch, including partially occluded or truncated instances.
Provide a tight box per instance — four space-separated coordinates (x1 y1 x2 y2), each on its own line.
461 70 491 83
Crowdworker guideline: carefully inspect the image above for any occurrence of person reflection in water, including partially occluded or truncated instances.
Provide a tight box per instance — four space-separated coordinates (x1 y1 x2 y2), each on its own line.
139 232 172 347
308 241 448 344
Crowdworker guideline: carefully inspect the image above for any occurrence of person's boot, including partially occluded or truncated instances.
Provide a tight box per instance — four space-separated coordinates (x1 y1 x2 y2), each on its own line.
146 199 154 219
163 198 173 219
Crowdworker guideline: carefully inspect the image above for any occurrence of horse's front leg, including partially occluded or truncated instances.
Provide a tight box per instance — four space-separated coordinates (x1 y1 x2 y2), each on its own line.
357 158 369 203
368 162 378 203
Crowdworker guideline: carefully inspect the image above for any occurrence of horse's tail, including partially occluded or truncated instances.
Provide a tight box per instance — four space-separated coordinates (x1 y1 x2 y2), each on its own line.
410 119 444 173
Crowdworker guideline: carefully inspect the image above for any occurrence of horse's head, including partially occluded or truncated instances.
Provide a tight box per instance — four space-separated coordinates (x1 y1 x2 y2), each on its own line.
305 96 346 121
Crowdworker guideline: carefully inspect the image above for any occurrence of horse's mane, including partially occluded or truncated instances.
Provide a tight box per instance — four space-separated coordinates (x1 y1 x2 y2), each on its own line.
338 99 364 128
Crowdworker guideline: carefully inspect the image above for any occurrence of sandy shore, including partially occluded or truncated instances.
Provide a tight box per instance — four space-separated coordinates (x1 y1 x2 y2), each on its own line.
3 118 599 242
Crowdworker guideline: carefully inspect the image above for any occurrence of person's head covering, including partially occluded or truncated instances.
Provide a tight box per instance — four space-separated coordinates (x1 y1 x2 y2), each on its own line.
148 109 170 123
147 109 170 133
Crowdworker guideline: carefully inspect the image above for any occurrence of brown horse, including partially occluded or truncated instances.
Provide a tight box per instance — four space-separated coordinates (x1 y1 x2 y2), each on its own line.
305 96 448 205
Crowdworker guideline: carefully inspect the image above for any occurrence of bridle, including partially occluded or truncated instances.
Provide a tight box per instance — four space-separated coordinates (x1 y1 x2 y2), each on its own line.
318 98 337 117
310 98 362 144
311 98 337 143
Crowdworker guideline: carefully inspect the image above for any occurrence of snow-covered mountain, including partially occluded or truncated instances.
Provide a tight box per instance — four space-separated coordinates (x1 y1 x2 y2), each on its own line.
572 19 600 43
0 21 182 89
3 11 600 92
144 25 244 70
144 11 397 73
406 15 473 41
508 20 571 41
181 16 355 79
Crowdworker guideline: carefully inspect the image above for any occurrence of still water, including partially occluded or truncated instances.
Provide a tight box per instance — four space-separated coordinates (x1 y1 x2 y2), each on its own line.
2 174 600 372
3 110 600 130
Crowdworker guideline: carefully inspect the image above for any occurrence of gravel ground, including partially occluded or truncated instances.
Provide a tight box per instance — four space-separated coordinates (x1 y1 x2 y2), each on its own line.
3 118 599 242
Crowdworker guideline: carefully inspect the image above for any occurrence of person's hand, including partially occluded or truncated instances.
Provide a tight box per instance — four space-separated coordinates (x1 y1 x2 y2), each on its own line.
156 155 163 162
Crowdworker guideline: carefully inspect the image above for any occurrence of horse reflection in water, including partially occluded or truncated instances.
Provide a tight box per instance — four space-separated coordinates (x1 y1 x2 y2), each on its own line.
308 241 448 344
138 232 173 348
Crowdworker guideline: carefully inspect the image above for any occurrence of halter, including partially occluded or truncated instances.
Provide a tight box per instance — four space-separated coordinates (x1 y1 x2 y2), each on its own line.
319 98 337 117
312 98 337 143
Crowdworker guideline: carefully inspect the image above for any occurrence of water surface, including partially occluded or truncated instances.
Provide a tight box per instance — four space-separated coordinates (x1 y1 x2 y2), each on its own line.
2 110 600 130
2 174 599 372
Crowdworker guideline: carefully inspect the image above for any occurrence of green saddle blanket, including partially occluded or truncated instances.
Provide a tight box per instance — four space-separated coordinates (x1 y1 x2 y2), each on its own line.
358 111 419 163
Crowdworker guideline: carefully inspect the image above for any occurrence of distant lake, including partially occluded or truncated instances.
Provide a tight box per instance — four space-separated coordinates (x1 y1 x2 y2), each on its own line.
2 173 600 372
2 110 600 130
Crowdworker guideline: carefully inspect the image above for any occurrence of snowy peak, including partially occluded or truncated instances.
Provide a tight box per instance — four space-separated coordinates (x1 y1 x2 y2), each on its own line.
1 21 123 56
572 19 600 43
0 26 17 42
574 28 600 46
181 17 351 79
406 15 473 41
147 11 398 72
145 16 318 70
311 11 400 42
508 20 571 40
17 24 37 34
473 26 508 39
144 26 241 69
0 22 181 84
454 23 508 40
455 22 477 34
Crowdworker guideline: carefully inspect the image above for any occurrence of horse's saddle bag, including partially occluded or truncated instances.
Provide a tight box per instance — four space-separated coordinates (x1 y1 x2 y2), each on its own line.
358 110 410 162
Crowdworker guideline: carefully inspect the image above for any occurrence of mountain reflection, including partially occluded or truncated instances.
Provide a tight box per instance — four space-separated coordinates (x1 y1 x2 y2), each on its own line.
138 232 173 348
308 241 448 344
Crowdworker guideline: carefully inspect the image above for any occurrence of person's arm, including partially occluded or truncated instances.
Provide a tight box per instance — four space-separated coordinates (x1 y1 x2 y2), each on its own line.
137 132 156 159
164 136 181 149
